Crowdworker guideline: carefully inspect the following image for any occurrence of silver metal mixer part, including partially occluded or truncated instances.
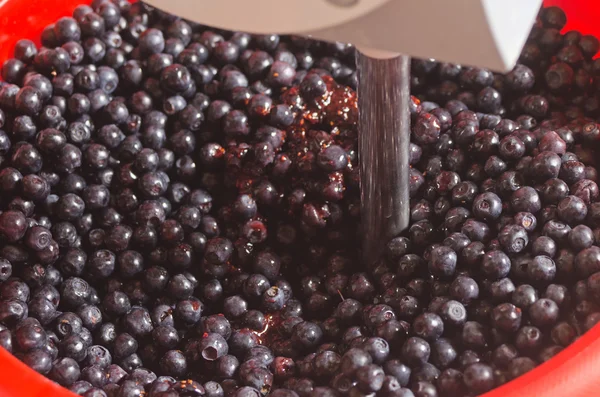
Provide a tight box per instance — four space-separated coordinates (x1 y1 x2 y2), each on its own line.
356 51 411 265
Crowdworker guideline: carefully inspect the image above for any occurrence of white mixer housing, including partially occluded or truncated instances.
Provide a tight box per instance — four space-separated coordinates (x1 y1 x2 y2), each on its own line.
144 0 543 71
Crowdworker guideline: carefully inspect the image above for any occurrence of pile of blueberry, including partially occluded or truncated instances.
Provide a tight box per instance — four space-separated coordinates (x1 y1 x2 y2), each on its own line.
0 2 600 396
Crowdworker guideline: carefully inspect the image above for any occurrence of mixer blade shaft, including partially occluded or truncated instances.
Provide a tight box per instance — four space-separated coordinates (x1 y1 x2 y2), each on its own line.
356 51 411 264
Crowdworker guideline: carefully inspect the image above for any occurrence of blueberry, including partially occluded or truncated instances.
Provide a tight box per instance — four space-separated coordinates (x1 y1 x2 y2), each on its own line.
0 210 28 242
14 39 38 63
159 350 187 377
124 307 153 337
49 357 80 386
337 348 371 377
527 299 559 330
532 236 557 257
76 304 102 331
515 325 544 354
117 380 145 397
161 64 192 94
572 179 599 204
352 363 384 393
15 322 46 351
413 113 441 144
461 321 488 350
481 250 511 280
316 145 347 172
401 337 430 368
292 321 323 350
557 195 588 224
15 86 43 116
498 224 528 254
491 303 522 333
412 312 444 342
449 276 479 305
139 28 165 56
463 363 494 394
428 246 457 279
528 255 557 283
11 142 43 174
267 61 295 87
83 344 111 369
0 259 13 283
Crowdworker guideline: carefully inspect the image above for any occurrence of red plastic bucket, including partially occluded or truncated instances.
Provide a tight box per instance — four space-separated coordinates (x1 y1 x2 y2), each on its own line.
0 0 599 396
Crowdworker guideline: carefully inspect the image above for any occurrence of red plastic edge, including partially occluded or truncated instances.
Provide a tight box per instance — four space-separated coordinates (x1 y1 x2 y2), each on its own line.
482 316 600 397
0 347 78 397
544 0 600 40
1 0 600 396
0 0 81 62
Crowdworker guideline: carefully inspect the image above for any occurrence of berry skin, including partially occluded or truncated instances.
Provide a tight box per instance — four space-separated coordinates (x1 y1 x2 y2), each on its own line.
413 113 441 144
498 224 529 254
316 145 347 172
292 321 323 350
511 186 542 213
463 363 495 394
199 333 228 361
160 350 188 377
15 86 43 116
355 364 385 393
449 276 479 305
532 236 557 258
401 337 430 368
439 299 468 328
161 64 192 94
528 298 560 327
0 210 28 242
509 357 537 380
515 326 544 354
300 73 327 98
340 348 373 376
557 195 588 224
481 250 511 280
15 322 46 351
139 28 165 56
472 192 502 221
528 255 557 283
49 357 80 386
491 303 522 333
412 313 444 341
428 246 457 278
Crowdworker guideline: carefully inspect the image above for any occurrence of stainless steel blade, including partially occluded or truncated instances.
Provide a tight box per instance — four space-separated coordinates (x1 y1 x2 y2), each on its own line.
356 51 411 265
